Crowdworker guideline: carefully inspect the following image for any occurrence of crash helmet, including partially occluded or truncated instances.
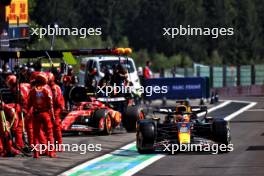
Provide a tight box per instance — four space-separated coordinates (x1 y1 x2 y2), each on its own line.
28 67 35 74
28 62 34 67
2 64 10 73
22 65 28 70
34 72 48 85
21 66 28 75
182 114 190 122
3 64 9 71
68 65 73 70
6 75 17 88
67 65 73 75
30 71 38 83
6 69 12 74
14 65 19 72
47 72 55 83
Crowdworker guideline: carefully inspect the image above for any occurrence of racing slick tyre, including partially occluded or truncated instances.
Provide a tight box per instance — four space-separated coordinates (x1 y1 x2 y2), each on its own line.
92 109 113 135
136 119 156 154
212 119 231 153
123 106 145 132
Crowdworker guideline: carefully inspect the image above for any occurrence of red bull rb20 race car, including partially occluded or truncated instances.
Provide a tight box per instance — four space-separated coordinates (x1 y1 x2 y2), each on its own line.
136 101 232 154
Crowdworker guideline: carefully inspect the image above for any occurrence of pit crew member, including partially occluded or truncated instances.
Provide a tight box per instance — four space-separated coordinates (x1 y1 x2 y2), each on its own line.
28 72 56 158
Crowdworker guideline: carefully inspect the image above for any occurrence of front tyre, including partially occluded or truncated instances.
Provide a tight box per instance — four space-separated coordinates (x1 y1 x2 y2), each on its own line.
136 119 155 154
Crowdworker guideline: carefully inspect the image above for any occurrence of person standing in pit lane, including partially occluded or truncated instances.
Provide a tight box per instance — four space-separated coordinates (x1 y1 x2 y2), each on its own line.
143 60 153 104
28 72 56 158
4 75 31 151
47 72 65 150
0 102 24 157
143 60 153 79
61 65 78 110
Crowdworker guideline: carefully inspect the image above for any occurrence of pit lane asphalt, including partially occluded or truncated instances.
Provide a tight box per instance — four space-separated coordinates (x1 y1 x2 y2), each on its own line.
0 98 262 176
135 97 264 176
0 100 180 176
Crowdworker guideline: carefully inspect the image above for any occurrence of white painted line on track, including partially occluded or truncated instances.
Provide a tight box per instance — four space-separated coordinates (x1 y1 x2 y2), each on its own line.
60 142 136 176
120 154 164 176
246 109 264 112
197 100 231 117
224 99 257 104
224 102 257 121
208 100 232 113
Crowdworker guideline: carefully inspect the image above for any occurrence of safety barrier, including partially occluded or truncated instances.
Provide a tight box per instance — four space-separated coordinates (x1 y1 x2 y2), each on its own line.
163 64 264 97
212 85 264 97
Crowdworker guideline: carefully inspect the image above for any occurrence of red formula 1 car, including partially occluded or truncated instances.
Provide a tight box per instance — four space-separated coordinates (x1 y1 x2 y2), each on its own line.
61 86 144 135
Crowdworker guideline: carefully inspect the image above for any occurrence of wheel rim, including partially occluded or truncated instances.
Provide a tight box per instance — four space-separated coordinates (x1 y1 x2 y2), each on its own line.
99 117 105 130
106 115 112 131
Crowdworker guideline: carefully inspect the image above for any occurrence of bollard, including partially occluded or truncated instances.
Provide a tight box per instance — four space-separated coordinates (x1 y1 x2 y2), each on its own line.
200 98 205 105
214 91 219 103
162 96 167 106
210 92 215 104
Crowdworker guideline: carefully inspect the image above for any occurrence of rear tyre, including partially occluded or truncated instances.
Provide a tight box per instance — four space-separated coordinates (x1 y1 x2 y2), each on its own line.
212 119 231 153
136 119 155 154
123 106 144 132
92 109 113 135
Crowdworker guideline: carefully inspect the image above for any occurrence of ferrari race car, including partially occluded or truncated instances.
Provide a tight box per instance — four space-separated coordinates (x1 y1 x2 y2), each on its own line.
61 86 144 135
136 101 231 154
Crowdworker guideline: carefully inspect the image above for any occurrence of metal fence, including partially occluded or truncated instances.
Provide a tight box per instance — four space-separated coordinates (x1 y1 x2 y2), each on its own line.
164 64 264 88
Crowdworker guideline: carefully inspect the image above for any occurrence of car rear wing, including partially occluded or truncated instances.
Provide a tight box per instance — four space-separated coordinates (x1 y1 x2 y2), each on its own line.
153 105 207 115
190 106 207 113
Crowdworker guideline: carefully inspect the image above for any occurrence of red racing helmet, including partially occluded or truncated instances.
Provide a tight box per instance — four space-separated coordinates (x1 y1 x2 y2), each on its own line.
47 72 55 83
5 75 17 88
35 72 48 85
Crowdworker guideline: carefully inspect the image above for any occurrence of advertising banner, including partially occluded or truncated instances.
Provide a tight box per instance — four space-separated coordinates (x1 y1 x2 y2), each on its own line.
144 77 210 100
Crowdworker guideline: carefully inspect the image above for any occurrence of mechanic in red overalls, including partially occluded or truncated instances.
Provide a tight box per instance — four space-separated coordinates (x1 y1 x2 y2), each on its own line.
4 75 30 150
47 72 65 149
62 65 78 110
143 60 153 104
28 72 56 158
29 71 48 149
0 102 21 156
143 60 152 79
